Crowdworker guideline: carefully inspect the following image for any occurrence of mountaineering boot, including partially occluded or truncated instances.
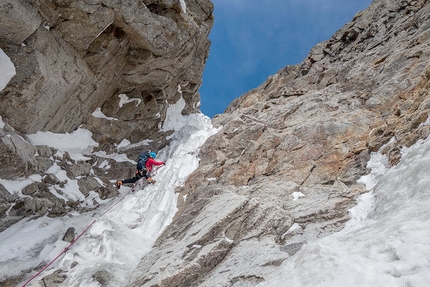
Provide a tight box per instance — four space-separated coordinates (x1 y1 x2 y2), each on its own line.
115 180 123 189
147 177 156 184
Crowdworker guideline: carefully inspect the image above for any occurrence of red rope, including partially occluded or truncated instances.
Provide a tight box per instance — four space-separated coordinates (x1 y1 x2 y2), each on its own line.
21 192 130 287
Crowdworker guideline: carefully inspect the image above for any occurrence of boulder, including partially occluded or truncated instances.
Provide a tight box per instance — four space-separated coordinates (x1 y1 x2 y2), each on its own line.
62 227 76 243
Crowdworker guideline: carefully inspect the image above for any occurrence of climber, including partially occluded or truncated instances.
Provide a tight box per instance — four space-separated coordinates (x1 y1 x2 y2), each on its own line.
116 151 165 189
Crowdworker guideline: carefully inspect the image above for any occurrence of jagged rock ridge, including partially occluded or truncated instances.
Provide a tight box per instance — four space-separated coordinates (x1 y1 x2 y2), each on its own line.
127 0 430 286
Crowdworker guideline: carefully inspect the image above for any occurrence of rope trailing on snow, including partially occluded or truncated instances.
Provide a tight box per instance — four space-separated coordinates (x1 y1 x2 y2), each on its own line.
21 191 132 287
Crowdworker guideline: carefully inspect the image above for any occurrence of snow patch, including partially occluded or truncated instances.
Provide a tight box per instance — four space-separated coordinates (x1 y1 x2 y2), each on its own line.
0 175 42 195
116 139 131 149
115 138 152 151
281 223 302 239
162 97 188 131
224 234 234 244
0 48 16 92
92 150 134 164
292 191 305 201
162 97 214 133
357 149 390 190
118 93 141 108
27 128 98 161
0 116 5 129
179 0 187 13
91 107 118 120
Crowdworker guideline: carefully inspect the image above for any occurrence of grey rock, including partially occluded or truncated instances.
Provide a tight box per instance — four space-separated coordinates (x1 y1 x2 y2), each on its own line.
0 275 24 287
13 196 50 217
43 173 61 185
0 184 15 203
47 198 69 217
0 1 42 45
35 145 54 158
8 199 29 217
22 182 39 195
65 162 92 178
280 242 305 257
0 185 21 232
34 156 54 174
62 227 76 243
0 203 8 218
92 270 113 287
77 176 101 197
0 130 54 177
0 136 33 179
96 185 117 200
42 270 67 287
2 133 36 164
93 160 135 181
5 183 69 221
76 174 118 200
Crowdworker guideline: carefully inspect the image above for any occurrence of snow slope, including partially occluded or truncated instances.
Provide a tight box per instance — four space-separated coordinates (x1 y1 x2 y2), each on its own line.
259 136 430 287
0 52 218 287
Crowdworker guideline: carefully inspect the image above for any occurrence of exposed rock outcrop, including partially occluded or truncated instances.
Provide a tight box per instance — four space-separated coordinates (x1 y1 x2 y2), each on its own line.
0 0 213 148
128 0 430 286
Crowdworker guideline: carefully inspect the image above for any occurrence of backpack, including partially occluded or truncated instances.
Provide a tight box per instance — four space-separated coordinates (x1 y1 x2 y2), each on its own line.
136 151 151 171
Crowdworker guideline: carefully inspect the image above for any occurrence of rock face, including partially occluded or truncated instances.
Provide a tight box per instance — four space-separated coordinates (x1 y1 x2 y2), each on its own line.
2 0 430 286
128 0 430 286
0 0 213 262
0 0 213 147
0 124 129 234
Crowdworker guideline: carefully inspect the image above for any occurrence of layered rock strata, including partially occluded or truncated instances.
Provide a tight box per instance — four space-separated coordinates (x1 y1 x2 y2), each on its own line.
128 0 430 286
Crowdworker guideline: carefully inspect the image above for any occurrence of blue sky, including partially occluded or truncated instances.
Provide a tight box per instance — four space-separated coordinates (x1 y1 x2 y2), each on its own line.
199 0 373 118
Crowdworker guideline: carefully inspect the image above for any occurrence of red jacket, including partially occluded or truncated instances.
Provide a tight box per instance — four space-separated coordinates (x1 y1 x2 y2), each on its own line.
145 158 164 172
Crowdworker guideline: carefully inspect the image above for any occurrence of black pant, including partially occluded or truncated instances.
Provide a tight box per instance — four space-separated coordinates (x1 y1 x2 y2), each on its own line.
122 170 150 184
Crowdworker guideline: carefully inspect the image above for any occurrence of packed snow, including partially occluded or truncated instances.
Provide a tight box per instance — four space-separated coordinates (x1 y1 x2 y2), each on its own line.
27 128 99 161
